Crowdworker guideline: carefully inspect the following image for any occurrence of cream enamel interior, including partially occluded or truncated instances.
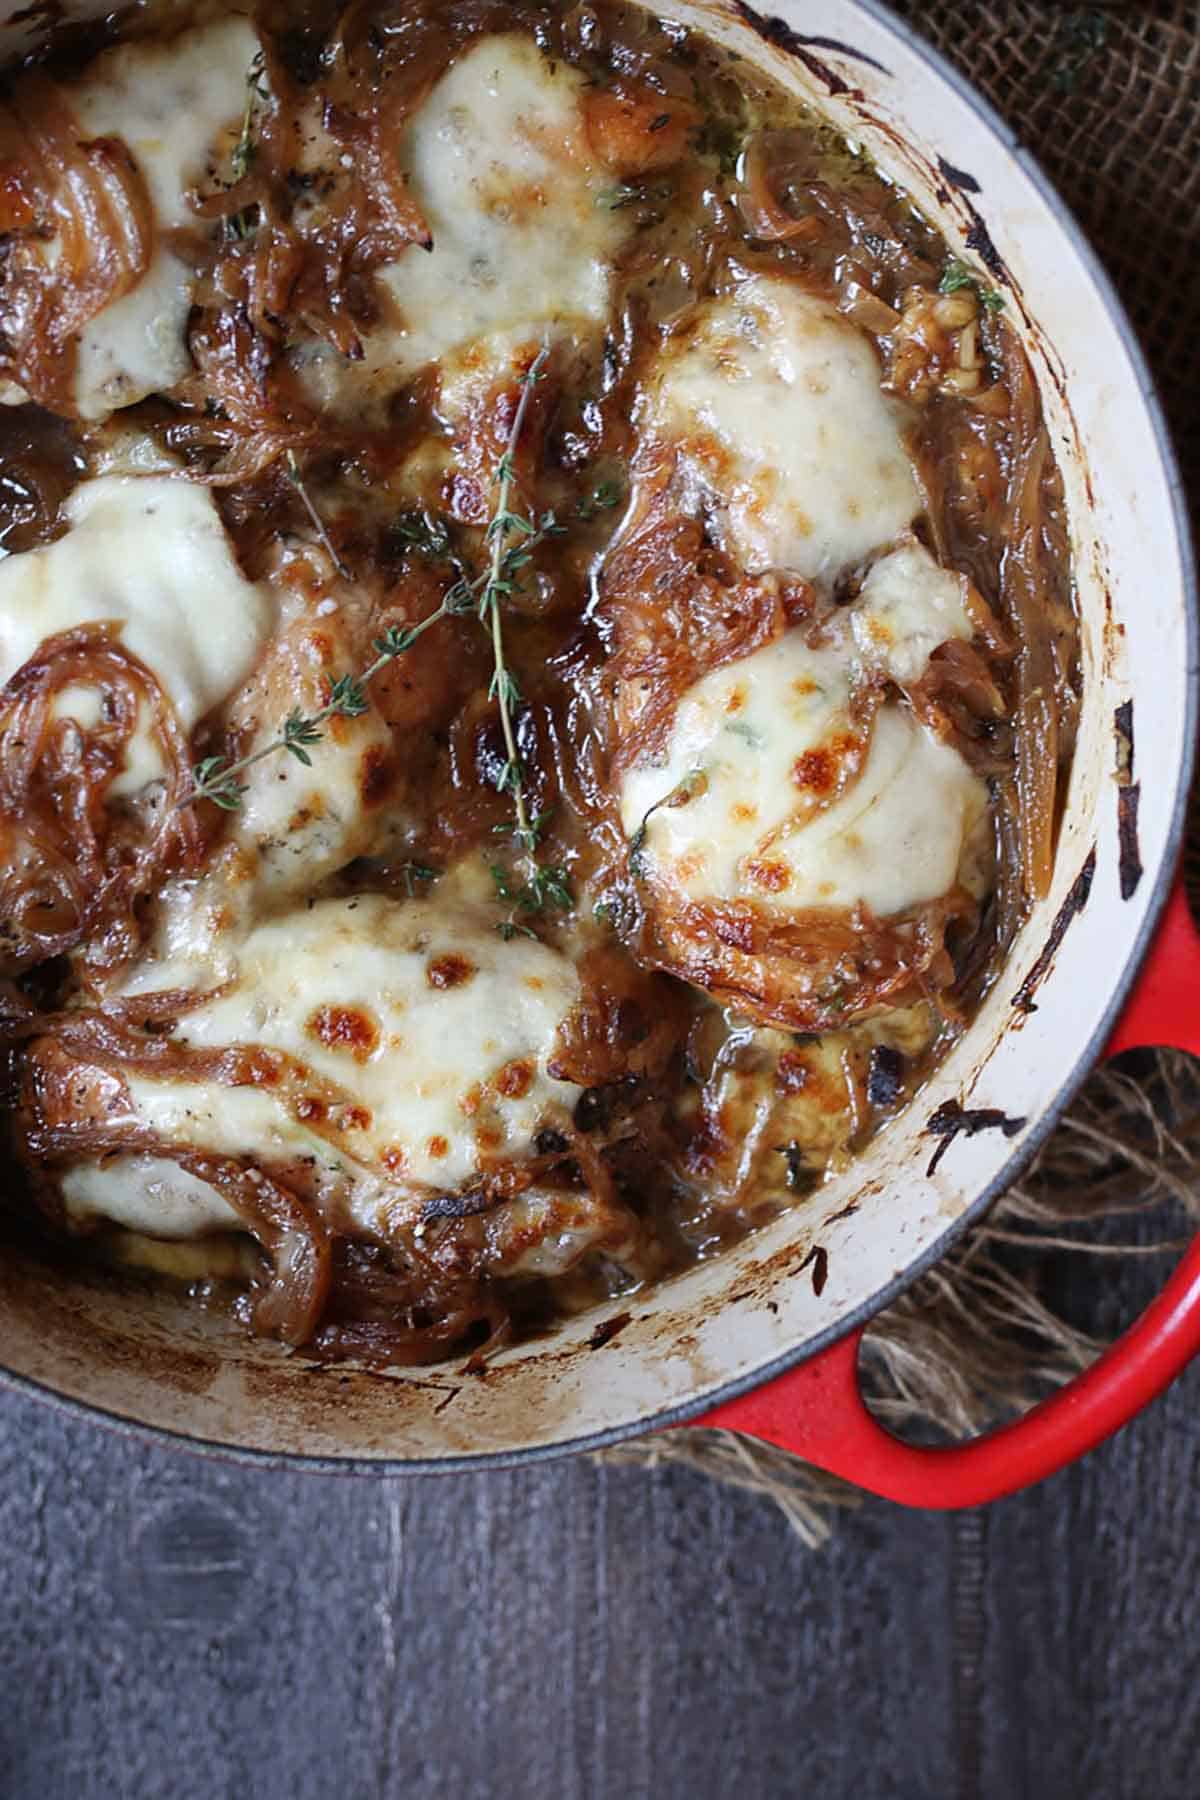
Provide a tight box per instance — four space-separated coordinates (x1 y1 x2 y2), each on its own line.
0 0 1191 1465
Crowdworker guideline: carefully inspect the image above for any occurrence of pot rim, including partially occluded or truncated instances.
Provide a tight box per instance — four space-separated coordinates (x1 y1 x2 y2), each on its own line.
1 0 1195 1476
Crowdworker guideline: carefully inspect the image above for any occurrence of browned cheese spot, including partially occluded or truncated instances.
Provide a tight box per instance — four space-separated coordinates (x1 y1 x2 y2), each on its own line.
426 952 477 990
307 1004 381 1063
495 1058 534 1099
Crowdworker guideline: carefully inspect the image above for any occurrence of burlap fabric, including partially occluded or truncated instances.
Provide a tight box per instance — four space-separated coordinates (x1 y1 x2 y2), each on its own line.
599 1 1200 1534
893 0 1200 533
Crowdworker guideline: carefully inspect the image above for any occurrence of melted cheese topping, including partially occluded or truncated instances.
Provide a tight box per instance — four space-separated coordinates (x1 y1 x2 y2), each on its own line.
0 475 273 791
62 16 259 418
218 589 403 907
228 710 398 904
62 1156 240 1238
621 627 990 917
74 252 195 419
119 895 584 1230
71 16 258 232
648 275 920 583
297 35 625 419
852 538 973 684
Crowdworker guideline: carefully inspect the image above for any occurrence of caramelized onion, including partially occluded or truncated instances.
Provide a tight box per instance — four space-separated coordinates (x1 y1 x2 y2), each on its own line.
0 75 154 412
0 625 203 976
601 468 785 772
180 1154 331 1345
0 0 1081 1366
737 131 824 242
644 890 979 1035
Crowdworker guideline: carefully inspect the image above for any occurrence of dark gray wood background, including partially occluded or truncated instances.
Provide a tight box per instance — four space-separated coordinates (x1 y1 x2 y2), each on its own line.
0 1222 1197 1800
1 5 1196 1791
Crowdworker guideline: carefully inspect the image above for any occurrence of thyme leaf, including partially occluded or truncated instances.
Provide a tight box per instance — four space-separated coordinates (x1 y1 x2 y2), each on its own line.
938 258 1005 315
224 52 267 240
285 451 350 579
231 51 267 183
398 861 440 897
387 509 453 562
577 478 624 520
628 768 707 879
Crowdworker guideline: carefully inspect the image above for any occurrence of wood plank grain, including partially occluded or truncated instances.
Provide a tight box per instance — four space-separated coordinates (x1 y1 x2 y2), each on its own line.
1 1210 1197 1799
978 1230 1200 1800
0 1392 956 1800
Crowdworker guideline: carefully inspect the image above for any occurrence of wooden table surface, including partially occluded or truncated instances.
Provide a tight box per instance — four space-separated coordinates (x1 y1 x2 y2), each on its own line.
1 1227 1196 1800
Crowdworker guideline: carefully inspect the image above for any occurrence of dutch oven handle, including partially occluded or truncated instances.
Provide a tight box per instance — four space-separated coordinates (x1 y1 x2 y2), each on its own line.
694 877 1200 1508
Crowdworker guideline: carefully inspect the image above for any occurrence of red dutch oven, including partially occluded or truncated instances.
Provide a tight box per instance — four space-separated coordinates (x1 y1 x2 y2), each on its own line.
0 0 1196 1505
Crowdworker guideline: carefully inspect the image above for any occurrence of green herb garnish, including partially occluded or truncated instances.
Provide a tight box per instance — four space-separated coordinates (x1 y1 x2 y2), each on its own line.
628 768 707 879
725 718 766 749
939 259 1005 315
491 859 573 937
597 180 673 211
285 451 349 579
224 51 267 240
398 861 440 897
387 510 453 562
188 347 570 933
231 51 267 183
696 113 744 176
577 479 624 521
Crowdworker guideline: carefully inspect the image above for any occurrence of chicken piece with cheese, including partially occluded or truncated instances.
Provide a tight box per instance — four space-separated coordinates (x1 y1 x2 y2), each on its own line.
22 892 675 1342
295 32 630 429
0 473 274 975
0 15 261 418
604 275 999 1030
643 274 922 584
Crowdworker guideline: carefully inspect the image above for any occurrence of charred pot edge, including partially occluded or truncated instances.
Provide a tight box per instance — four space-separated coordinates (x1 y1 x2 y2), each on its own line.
936 154 982 195
588 1310 632 1349
1118 787 1143 901
924 1101 1026 1178
732 2 863 95
1114 700 1143 900
930 155 1008 282
781 31 891 74
797 1242 830 1296
1011 846 1098 1014
962 216 1006 281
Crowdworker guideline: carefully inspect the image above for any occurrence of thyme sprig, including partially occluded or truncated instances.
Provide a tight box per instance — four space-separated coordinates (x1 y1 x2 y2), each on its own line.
577 478 624 520
231 51 267 183
490 858 573 940
186 343 573 940
225 51 267 240
478 341 567 863
285 452 350 579
185 576 481 810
